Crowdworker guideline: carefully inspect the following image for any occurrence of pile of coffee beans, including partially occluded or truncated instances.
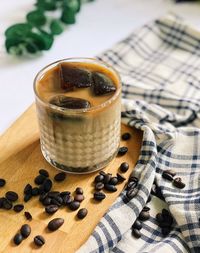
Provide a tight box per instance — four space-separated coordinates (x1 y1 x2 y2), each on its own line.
13 224 31 245
156 209 174 236
162 170 186 189
0 190 21 211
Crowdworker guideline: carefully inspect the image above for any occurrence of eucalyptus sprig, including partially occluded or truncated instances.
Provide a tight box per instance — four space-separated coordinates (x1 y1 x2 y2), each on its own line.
4 0 95 56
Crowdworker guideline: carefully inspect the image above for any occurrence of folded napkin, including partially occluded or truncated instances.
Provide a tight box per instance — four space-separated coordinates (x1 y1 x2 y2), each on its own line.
77 14 200 253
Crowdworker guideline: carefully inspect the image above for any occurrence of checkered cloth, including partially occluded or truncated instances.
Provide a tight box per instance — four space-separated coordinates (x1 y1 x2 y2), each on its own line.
77 14 200 253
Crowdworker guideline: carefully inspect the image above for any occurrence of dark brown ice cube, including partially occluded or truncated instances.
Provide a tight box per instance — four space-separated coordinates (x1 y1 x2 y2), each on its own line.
92 72 116 96
49 95 91 109
59 64 92 90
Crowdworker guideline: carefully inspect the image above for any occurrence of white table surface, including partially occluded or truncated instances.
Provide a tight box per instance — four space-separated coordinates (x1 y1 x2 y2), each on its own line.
0 0 200 134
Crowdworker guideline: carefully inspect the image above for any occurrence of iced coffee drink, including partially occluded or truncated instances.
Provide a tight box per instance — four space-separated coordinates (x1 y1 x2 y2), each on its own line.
34 58 121 173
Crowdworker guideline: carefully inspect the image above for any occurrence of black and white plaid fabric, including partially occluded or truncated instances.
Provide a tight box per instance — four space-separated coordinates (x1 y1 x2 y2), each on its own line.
77 14 200 253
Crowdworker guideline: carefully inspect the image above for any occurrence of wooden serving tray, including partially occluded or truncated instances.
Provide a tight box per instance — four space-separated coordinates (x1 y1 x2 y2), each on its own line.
0 104 142 253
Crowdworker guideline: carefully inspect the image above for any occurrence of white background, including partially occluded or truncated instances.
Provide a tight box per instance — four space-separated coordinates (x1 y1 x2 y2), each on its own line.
1 0 200 134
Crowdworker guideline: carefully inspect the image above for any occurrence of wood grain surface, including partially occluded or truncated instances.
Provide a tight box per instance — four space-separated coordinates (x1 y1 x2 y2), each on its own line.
0 104 143 253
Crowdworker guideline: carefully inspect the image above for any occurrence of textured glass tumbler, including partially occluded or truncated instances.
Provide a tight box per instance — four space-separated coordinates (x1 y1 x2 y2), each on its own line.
33 58 121 174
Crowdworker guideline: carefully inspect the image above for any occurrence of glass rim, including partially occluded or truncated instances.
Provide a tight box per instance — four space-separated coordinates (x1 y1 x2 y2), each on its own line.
33 57 121 113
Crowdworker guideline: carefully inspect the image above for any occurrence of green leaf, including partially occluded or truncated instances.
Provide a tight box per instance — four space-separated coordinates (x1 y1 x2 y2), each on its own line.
26 10 46 27
36 0 57 11
61 7 76 24
5 37 23 51
25 32 46 50
63 0 80 13
38 30 54 50
50 20 63 35
5 23 32 38
25 42 39 53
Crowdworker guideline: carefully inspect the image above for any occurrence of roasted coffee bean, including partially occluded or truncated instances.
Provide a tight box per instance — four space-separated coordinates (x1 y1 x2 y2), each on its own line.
54 172 66 182
173 177 185 189
120 162 129 173
24 194 32 202
39 169 49 178
62 195 73 205
20 224 31 238
34 175 46 185
162 209 173 225
165 169 176 177
48 191 60 198
48 218 64 231
94 174 104 183
60 191 70 197
31 187 39 196
92 72 116 96
43 179 53 192
132 228 141 239
117 147 128 156
156 213 164 224
95 182 104 191
3 198 12 209
104 184 117 192
0 178 6 187
99 171 107 176
69 201 80 211
147 195 152 203
162 171 174 181
13 204 24 213
42 197 52 206
139 211 150 221
143 206 150 212
75 187 83 195
103 174 111 184
51 196 63 207
126 181 137 191
6 191 18 202
94 192 106 201
74 194 85 202
121 132 131 141
116 173 126 183
0 197 4 208
34 235 45 247
109 177 118 185
45 205 59 214
161 227 171 236
129 173 138 183
132 219 142 230
77 208 88 219
24 184 32 195
126 188 138 199
13 233 23 245
39 192 48 202
24 211 32 221
50 95 91 109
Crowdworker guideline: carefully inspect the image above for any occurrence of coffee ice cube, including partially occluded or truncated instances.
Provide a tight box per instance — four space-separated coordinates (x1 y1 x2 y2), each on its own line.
59 64 92 90
49 95 91 109
92 72 116 96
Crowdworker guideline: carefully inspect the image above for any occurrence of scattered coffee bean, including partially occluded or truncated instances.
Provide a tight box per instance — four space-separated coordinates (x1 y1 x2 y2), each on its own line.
54 172 66 182
39 169 49 178
109 177 118 185
62 195 73 205
126 188 138 199
122 132 131 141
69 201 80 211
104 184 117 192
74 194 85 202
129 174 138 183
0 178 6 187
103 174 111 184
116 173 126 183
5 191 18 202
48 191 60 198
173 177 185 189
51 196 63 207
24 211 32 221
95 182 104 191
161 227 171 236
132 228 141 239
156 213 164 224
162 209 173 225
120 162 129 173
132 219 142 230
117 147 128 156
156 209 174 236
126 181 137 191
31 187 39 196
94 192 106 201
13 233 23 245
75 187 83 195
60 191 71 197
20 224 31 238
143 206 150 212
34 175 46 185
94 174 104 183
43 179 53 192
13 204 24 213
162 171 174 181
165 169 176 177
139 211 150 221
34 235 45 247
42 197 52 206
77 208 88 219
39 192 48 202
45 205 59 214
24 194 32 202
99 171 106 177
2 198 13 209
48 218 64 231
24 184 32 195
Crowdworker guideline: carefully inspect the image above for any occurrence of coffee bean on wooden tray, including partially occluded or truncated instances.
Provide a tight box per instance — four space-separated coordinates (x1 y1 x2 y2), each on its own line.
34 175 46 185
2 198 13 210
5 191 18 202
116 173 126 182
45 205 59 214
109 177 118 185
104 184 117 192
95 182 104 191
34 235 45 247
48 218 64 231
20 224 31 238
94 192 106 201
75 187 83 195
69 201 80 211
74 194 84 202
24 184 32 195
13 233 23 245
0 178 6 187
120 162 129 173
39 169 49 178
117 147 128 156
94 175 104 183
13 204 24 213
54 172 66 182
121 132 131 141
24 211 32 221
173 177 185 189
77 208 88 219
